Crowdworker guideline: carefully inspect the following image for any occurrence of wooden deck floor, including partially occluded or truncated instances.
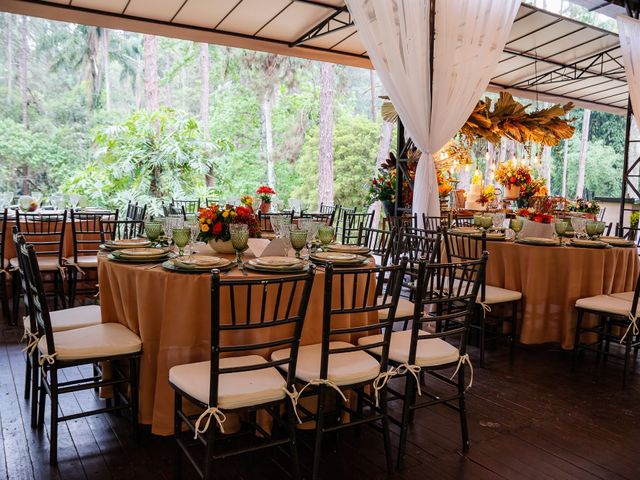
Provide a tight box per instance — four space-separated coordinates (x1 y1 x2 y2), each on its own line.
0 323 638 480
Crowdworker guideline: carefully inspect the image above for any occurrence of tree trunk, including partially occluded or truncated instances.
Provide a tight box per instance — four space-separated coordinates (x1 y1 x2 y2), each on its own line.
542 145 552 192
561 139 569 198
199 43 210 134
19 16 28 128
103 30 110 111
369 70 376 122
261 90 275 189
485 142 496 180
575 109 591 198
6 14 13 101
372 120 394 227
143 34 159 112
318 62 335 207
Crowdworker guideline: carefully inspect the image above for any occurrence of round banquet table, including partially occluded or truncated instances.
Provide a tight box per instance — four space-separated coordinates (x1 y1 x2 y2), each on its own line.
97 247 377 436
483 240 639 349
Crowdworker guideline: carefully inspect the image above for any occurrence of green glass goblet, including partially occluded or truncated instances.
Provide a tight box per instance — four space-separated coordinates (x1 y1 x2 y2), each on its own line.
510 218 524 240
473 213 484 227
594 221 606 238
290 228 308 259
585 221 598 240
172 227 191 256
480 215 494 231
230 224 249 267
145 221 163 245
318 225 334 251
554 221 568 246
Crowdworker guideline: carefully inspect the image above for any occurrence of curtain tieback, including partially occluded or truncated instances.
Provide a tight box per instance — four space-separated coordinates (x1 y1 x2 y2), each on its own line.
450 353 474 391
397 363 423 396
193 406 226 439
620 312 639 344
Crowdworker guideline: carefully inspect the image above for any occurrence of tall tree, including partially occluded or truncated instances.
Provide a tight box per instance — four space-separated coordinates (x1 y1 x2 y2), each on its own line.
19 15 28 128
261 88 275 188
318 62 335 207
576 109 591 198
199 43 209 134
369 70 376 122
143 34 159 112
103 30 110 110
6 14 13 101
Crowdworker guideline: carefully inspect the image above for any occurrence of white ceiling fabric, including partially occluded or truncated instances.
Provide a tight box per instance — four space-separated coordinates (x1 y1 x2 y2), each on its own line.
617 15 640 124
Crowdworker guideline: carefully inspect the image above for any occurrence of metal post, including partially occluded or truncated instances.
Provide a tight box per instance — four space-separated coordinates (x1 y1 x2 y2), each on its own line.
395 119 405 216
619 98 633 235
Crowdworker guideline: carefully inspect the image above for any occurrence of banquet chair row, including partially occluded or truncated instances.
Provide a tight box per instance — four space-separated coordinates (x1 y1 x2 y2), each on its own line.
573 273 640 388
341 210 374 244
169 254 486 479
14 231 141 465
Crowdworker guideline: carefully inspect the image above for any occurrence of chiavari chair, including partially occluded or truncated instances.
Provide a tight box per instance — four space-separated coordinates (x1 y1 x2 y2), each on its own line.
172 198 200 216
341 210 374 244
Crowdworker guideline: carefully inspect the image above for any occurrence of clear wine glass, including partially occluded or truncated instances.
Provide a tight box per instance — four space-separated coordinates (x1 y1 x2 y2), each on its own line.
300 219 319 258
571 217 587 239
188 219 200 260
69 193 81 210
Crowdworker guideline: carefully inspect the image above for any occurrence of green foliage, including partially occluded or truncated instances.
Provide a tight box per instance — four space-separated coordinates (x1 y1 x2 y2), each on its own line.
63 108 216 215
293 116 380 210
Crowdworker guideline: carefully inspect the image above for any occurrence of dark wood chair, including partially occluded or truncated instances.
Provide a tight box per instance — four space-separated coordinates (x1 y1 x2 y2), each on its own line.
387 213 417 230
68 209 118 306
422 213 450 231
99 218 145 241
11 211 68 324
172 198 200 216
319 203 338 216
162 202 187 220
170 267 316 480
17 235 141 465
341 210 374 244
257 211 294 234
357 255 487 468
357 225 397 265
270 259 408 480
453 212 474 227
0 208 9 324
301 211 335 226
443 229 522 366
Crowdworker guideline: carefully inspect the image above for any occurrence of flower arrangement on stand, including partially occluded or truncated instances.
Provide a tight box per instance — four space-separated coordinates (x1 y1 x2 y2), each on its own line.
516 207 554 224
368 167 397 218
198 203 260 253
256 185 276 213
568 198 600 218
478 185 497 206
437 169 453 197
494 160 532 200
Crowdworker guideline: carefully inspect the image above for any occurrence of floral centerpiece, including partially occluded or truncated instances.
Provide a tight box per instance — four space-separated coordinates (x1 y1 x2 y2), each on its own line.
495 161 532 200
517 207 554 224
256 185 275 213
197 203 260 253
568 198 600 217
240 195 254 208
478 185 497 206
437 169 453 197
368 167 396 218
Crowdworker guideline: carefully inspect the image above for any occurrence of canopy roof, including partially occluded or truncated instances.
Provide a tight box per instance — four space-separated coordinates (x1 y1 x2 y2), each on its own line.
2 0 630 114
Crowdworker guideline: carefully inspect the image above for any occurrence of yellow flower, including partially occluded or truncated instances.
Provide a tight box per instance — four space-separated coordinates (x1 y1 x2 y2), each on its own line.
222 210 229 218
201 224 209 232
206 218 212 224
230 211 237 217
199 217 205 223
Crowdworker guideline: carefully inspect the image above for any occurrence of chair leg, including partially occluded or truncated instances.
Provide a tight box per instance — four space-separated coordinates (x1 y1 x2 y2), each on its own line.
58 270 67 309
287 399 301 480
129 358 139 440
604 320 612 364
30 351 39 429
0 270 10 325
623 333 632 389
49 368 59 465
509 301 518 361
380 388 394 474
37 369 47 429
204 419 216 480
458 367 470 452
173 391 183 480
396 374 415 470
311 384 327 480
11 270 20 326
24 352 31 400
68 269 77 308
53 272 59 311
572 310 584 371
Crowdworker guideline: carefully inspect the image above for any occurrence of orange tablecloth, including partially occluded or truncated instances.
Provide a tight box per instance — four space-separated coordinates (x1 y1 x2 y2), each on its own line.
98 250 377 435
4 219 75 260
484 241 639 349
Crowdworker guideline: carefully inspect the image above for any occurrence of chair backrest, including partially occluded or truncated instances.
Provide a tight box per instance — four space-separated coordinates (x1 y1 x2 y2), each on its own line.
100 219 145 241
0 209 6 270
599 207 606 221
11 228 31 329
422 213 449 231
616 224 640 245
341 210 374 244
205 198 220 207
70 210 119 261
357 226 397 265
317 260 407 381
443 228 488 300
257 211 294 233
15 211 67 263
393 229 441 300
387 213 417 230
302 212 334 226
453 213 474 227
162 202 186 220
16 235 56 356
125 201 137 220
208 267 316 407
172 198 200 215
334 206 354 234
319 203 338 215
406 255 488 364
401 226 440 239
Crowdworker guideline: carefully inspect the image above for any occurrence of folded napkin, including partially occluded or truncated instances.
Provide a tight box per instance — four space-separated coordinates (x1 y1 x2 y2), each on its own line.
258 238 287 257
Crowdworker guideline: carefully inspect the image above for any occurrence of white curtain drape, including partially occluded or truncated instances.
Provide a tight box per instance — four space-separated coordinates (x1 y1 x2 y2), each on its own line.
346 0 520 217
618 15 640 125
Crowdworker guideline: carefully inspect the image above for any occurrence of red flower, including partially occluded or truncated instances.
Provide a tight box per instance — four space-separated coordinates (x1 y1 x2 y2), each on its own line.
256 185 276 195
510 176 516 184
212 222 223 235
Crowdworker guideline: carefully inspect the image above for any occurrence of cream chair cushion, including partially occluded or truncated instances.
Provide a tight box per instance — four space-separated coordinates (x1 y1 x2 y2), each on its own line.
448 278 521 304
37 323 141 361
10 256 61 271
271 341 380 386
358 329 460 367
169 355 286 410
377 296 415 320
24 304 102 333
610 291 634 303
575 295 632 316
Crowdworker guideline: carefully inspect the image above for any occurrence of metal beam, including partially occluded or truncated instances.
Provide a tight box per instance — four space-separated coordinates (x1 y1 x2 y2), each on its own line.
289 6 353 48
